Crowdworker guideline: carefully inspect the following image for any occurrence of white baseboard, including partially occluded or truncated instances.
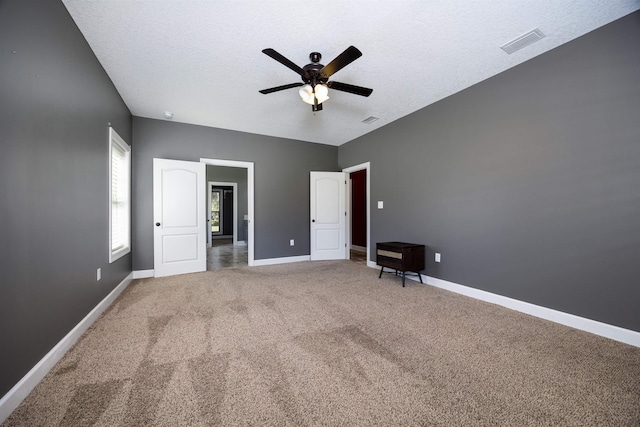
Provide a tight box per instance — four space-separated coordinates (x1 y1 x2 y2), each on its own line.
0 272 134 424
133 269 154 279
253 255 311 266
369 263 640 348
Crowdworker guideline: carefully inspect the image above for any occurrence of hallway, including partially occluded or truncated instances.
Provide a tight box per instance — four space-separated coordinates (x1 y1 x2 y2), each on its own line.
206 238 248 270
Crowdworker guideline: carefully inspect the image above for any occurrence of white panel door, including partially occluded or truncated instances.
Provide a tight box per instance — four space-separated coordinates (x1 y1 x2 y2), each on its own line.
310 172 347 260
153 158 206 277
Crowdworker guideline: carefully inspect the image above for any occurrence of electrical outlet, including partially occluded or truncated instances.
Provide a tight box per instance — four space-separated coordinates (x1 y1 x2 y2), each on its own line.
377 201 384 209
435 253 441 263
290 239 295 246
97 268 101 281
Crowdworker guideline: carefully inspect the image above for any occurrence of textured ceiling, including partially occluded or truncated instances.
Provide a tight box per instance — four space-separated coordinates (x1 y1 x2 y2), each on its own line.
62 1 639 146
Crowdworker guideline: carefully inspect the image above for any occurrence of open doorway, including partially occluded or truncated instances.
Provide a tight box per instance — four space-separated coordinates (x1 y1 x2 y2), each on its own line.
202 160 254 269
207 181 244 269
343 162 371 265
210 188 225 238
349 169 367 263
208 182 237 246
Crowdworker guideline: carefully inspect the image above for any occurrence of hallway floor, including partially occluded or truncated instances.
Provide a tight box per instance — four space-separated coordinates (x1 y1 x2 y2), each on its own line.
207 240 368 269
207 238 248 270
349 249 368 264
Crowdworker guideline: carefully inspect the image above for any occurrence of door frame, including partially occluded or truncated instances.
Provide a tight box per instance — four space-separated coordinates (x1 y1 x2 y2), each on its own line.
208 181 238 247
342 162 371 265
201 158 254 266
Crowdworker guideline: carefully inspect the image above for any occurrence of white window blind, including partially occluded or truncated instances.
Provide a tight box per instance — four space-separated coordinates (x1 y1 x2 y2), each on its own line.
109 127 131 263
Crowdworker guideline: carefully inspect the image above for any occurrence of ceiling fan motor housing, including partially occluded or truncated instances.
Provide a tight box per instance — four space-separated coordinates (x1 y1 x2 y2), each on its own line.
302 62 327 86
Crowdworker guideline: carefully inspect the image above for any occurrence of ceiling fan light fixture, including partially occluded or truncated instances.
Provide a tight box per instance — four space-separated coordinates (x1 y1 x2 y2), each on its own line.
299 84 314 104
314 84 329 103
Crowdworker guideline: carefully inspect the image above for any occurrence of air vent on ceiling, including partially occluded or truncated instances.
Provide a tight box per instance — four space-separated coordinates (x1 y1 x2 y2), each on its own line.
500 28 545 54
362 116 379 124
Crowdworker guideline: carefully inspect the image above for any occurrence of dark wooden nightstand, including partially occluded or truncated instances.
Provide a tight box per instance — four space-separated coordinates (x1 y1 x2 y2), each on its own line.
377 242 425 287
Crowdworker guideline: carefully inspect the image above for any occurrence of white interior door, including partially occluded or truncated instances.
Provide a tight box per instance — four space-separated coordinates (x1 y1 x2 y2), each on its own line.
310 172 347 260
153 158 206 277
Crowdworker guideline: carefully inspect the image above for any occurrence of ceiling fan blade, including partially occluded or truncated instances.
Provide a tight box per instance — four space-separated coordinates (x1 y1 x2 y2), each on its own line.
327 81 373 97
259 83 304 94
320 46 362 78
262 48 305 76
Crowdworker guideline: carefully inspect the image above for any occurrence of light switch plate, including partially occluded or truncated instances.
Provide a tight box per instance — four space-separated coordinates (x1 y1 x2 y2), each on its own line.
377 201 384 209
435 253 441 263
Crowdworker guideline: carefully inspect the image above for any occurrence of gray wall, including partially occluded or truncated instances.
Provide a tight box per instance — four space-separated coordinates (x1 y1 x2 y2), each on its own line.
0 0 132 397
132 117 338 270
207 165 248 241
339 12 640 332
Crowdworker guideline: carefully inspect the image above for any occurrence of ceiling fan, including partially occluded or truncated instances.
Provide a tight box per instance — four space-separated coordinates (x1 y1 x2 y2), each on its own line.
259 46 373 112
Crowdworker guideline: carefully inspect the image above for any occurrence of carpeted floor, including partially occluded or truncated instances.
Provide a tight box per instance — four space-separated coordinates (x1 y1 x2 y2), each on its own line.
4 261 640 426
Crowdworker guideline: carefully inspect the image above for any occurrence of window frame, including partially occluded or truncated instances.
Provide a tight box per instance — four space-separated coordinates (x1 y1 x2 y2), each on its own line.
108 127 131 263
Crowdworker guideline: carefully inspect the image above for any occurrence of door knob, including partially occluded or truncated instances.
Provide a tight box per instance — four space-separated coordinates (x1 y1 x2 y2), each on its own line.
155 222 161 226
312 219 315 223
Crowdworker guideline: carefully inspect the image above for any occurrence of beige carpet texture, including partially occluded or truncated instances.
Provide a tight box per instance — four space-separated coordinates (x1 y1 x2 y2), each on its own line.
4 261 640 426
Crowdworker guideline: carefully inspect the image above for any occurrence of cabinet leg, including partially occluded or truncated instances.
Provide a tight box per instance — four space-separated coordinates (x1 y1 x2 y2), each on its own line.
418 271 423 284
402 272 406 287
379 267 384 278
